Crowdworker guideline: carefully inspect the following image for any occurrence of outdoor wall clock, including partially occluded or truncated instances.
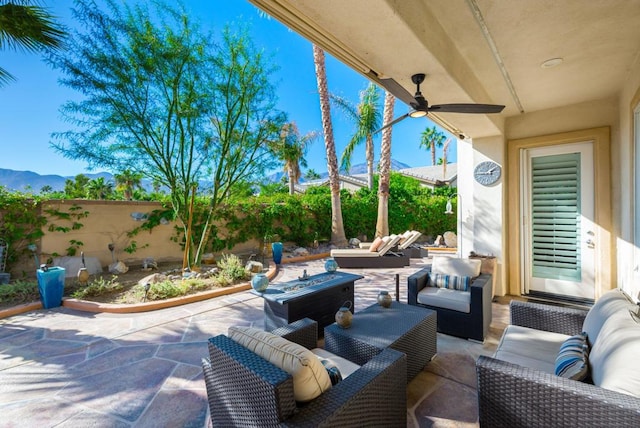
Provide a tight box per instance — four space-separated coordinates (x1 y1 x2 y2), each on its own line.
474 161 502 186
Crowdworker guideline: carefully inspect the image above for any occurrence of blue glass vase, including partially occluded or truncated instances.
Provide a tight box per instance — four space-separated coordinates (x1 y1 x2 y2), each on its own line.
251 273 269 292
271 242 283 264
324 258 338 273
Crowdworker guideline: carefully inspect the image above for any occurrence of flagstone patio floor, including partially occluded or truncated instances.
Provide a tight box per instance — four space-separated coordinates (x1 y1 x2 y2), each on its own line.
0 257 508 427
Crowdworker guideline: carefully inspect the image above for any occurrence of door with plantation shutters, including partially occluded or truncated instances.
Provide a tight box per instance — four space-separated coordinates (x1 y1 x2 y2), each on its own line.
522 142 595 300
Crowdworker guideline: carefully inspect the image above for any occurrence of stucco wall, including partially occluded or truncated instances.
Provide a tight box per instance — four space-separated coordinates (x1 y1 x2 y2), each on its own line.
467 135 505 296
462 97 620 298
38 200 261 271
615 53 640 300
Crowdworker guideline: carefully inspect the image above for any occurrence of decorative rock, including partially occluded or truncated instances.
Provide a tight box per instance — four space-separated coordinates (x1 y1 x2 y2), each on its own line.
434 235 444 246
245 260 264 273
201 253 216 265
142 257 158 270
138 273 168 286
109 261 129 274
292 247 309 257
444 231 458 248
348 238 361 247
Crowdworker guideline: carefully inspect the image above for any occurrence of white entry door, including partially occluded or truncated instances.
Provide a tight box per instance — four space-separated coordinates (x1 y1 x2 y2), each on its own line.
521 142 596 300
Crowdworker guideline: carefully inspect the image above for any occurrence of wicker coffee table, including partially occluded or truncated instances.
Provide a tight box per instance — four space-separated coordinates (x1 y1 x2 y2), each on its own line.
324 301 437 381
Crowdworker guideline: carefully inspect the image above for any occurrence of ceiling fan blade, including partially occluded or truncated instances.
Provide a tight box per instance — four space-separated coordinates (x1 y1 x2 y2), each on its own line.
428 103 505 114
374 113 409 134
378 77 416 106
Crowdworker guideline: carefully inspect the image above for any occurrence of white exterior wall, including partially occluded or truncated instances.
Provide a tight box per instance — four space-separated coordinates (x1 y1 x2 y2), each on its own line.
470 135 506 296
616 54 640 301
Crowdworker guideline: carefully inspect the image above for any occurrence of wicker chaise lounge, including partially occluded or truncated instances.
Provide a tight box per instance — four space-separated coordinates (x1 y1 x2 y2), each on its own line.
330 234 410 268
203 318 407 427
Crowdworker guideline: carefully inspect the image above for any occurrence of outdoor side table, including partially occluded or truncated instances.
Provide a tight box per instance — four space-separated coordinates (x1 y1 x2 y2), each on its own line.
324 301 437 381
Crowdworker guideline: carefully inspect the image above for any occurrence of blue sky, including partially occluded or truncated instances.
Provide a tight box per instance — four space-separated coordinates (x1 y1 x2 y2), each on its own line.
0 0 455 177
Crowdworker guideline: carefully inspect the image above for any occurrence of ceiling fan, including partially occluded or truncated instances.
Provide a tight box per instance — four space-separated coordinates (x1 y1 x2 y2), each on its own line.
376 73 505 133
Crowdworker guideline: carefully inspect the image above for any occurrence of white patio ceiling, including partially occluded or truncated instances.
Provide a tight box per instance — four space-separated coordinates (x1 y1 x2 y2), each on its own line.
249 0 640 139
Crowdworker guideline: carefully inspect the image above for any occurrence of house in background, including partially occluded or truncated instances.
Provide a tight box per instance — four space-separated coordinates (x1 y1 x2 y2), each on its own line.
249 0 640 305
296 163 457 193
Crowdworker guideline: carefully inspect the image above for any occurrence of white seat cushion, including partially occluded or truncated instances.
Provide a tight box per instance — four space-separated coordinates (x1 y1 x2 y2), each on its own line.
228 326 331 402
493 325 568 374
431 256 481 277
310 347 361 379
417 286 471 313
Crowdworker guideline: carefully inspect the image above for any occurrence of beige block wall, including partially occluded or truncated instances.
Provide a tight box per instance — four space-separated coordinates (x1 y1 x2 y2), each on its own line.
38 200 262 270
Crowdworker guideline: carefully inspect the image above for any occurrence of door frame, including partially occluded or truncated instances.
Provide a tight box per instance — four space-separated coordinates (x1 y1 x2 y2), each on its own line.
521 143 595 299
507 127 613 299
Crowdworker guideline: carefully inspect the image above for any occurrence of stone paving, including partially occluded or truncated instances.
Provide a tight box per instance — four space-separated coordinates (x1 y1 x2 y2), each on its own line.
0 257 507 427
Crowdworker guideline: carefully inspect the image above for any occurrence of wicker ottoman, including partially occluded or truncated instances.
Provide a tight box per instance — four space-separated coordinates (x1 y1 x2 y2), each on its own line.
324 301 437 381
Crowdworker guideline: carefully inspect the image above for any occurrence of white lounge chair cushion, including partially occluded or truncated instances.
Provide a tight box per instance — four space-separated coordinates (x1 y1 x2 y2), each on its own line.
493 325 568 374
228 326 332 402
432 256 481 277
417 286 471 313
331 234 402 258
398 230 422 250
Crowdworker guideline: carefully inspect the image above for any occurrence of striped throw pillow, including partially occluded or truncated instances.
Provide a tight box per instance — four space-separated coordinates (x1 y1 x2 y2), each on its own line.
555 332 589 381
429 273 471 291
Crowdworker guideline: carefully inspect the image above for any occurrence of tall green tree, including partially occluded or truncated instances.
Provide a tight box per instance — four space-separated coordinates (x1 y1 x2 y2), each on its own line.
63 174 90 198
375 91 395 237
0 0 65 86
49 0 284 265
330 82 382 190
114 169 143 200
312 44 347 246
420 125 447 166
86 176 113 200
276 122 317 195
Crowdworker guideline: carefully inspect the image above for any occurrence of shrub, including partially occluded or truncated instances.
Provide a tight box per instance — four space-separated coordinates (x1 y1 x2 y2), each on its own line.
71 276 123 299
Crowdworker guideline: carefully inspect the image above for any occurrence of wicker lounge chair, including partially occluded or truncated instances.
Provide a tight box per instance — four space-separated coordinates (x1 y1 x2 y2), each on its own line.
330 234 410 268
407 259 492 341
202 318 407 427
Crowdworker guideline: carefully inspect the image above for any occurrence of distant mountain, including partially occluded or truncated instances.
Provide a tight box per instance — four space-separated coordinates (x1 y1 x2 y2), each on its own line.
0 159 413 193
0 169 112 192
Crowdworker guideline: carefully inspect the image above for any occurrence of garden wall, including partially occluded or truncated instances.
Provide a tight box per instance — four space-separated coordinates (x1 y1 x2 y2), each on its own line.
34 200 260 275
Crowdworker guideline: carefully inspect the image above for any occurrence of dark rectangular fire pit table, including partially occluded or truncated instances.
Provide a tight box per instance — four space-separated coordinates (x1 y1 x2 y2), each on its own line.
253 271 363 337
324 301 437 381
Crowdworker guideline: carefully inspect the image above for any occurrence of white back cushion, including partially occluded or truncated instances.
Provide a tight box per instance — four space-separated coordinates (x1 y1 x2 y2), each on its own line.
431 256 481 277
582 288 632 345
228 326 331 402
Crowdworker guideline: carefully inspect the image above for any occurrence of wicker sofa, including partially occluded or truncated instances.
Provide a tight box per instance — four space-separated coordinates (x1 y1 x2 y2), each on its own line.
407 257 492 341
476 289 640 427
202 318 407 427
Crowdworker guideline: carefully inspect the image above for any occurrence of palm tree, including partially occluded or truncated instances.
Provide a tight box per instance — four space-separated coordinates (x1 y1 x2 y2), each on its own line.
420 126 447 166
86 177 113 200
312 44 347 246
330 83 382 190
278 122 318 195
375 91 395 238
114 169 143 200
0 0 65 86
440 137 452 181
304 169 321 180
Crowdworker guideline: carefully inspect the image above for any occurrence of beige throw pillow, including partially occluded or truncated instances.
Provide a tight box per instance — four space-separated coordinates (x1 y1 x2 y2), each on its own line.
228 326 332 402
369 236 384 252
